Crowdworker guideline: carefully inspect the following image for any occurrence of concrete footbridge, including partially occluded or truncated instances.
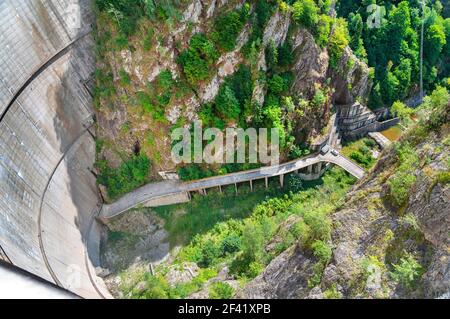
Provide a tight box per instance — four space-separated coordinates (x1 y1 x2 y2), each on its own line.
100 151 365 219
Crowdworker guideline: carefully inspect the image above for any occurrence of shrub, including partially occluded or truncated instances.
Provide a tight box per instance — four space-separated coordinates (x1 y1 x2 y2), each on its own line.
143 29 154 51
209 282 235 299
350 151 372 168
290 220 311 246
268 75 287 94
215 85 241 120
391 101 413 125
199 241 221 268
220 234 242 256
387 143 419 207
358 145 370 155
213 5 249 51
265 40 278 70
312 88 327 108
97 154 151 200
119 68 131 86
177 164 207 181
315 14 333 48
224 64 253 107
363 138 376 148
115 33 129 50
136 91 155 114
388 171 417 207
155 70 174 91
390 253 423 290
328 18 349 69
302 209 332 243
247 261 264 278
96 0 145 36
140 275 170 299
278 42 293 67
241 221 265 261
292 0 320 29
178 34 219 85
311 240 332 264
288 174 303 192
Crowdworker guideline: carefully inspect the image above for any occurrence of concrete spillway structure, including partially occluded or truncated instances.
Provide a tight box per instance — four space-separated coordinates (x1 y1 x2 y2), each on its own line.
0 0 109 298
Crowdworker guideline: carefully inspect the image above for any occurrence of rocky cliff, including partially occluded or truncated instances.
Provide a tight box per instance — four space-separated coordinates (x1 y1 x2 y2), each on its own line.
239 99 450 299
94 0 371 177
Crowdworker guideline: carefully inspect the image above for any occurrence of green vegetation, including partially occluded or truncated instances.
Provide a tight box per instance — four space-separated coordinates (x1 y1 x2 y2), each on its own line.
128 168 356 298
96 154 151 200
118 68 131 86
95 0 181 36
292 0 320 30
328 18 350 68
391 101 414 125
337 1 450 108
387 143 419 207
208 282 235 299
120 268 217 299
341 138 379 170
387 86 449 208
115 169 355 298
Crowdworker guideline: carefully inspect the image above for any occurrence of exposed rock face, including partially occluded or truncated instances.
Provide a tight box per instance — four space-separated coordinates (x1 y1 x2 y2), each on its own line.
95 2 372 174
238 246 317 299
290 31 371 104
330 47 372 105
101 210 170 273
290 29 329 98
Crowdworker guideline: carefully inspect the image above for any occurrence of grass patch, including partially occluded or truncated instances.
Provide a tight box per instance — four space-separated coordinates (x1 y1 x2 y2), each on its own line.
341 138 379 170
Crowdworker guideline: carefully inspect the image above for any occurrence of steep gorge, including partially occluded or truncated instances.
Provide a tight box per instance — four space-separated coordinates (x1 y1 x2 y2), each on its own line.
239 96 450 299
93 0 370 199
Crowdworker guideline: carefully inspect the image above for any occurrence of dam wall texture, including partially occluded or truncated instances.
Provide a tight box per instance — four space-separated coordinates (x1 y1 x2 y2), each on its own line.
0 0 110 298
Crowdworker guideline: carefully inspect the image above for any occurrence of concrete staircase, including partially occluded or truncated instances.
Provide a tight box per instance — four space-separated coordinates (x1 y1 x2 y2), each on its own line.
328 113 342 150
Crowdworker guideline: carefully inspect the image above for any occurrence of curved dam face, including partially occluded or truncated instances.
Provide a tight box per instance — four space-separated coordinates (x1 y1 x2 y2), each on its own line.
0 0 109 298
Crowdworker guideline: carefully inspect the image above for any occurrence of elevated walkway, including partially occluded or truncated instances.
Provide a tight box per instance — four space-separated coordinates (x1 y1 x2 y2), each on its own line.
100 151 365 219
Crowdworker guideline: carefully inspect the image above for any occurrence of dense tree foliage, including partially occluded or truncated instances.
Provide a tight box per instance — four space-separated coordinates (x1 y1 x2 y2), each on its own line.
177 34 219 85
96 154 151 200
336 0 449 108
213 4 250 51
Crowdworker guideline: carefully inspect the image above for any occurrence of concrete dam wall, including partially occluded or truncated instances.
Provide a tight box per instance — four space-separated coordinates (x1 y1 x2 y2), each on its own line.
0 0 109 298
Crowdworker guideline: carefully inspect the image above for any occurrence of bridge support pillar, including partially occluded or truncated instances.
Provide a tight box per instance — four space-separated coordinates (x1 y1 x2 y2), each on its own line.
317 162 322 174
187 191 192 200
218 185 222 194
265 177 268 189
249 180 253 192
234 183 238 195
280 174 284 188
307 165 313 174
199 189 206 196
